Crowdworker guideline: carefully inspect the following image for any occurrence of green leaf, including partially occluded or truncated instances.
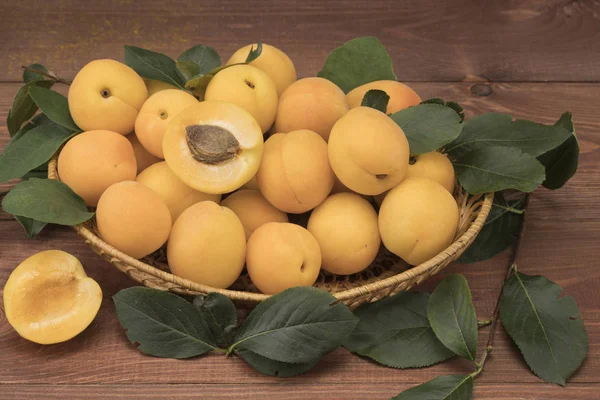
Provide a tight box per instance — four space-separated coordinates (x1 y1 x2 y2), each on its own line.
193 293 238 348
237 350 318 377
1 178 94 225
230 287 358 364
184 65 230 95
391 374 473 400
453 146 545 194
14 215 47 238
500 272 588 386
124 45 185 89
0 122 77 182
446 113 572 160
114 287 219 358
28 87 80 131
178 45 221 74
6 80 54 136
421 98 465 122
245 42 263 63
538 112 579 189
459 193 525 263
361 89 390 113
389 104 463 155
23 63 49 83
427 275 478 361
318 36 396 93
175 61 200 82
344 292 454 368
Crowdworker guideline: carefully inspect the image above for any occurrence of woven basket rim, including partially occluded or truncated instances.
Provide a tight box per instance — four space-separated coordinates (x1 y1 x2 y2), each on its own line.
48 154 493 303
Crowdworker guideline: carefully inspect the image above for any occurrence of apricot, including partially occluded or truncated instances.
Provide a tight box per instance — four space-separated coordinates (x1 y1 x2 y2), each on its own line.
168 201 246 288
328 106 410 195
346 80 421 114
134 89 198 158
379 177 459 266
273 77 349 141
3 250 102 344
163 101 264 194
407 152 456 193
205 64 278 133
136 162 221 221
226 43 297 96
246 222 321 294
240 175 259 191
307 193 380 275
96 181 172 259
126 133 161 173
58 130 137 206
221 189 288 239
256 129 334 213
144 79 178 96
68 59 147 135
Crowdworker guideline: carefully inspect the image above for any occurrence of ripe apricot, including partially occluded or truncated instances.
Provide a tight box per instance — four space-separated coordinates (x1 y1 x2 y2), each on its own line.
144 79 178 96
205 64 278 133
134 89 198 158
3 250 102 344
96 181 172 259
379 177 459 266
227 43 296 95
221 189 288 239
328 106 409 195
407 152 456 193
136 161 221 221
273 77 349 141
256 129 334 213
346 80 421 114
163 101 264 194
246 222 321 294
58 130 137 206
126 133 161 173
241 175 259 191
168 201 246 288
68 59 147 135
308 193 381 275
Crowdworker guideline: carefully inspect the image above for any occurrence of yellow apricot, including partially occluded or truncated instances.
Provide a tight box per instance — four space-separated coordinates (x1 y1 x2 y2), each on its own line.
346 80 421 114
136 161 221 221
144 79 178 96
240 175 259 191
96 181 172 259
163 101 264 194
227 43 297 95
221 190 288 239
126 133 161 173
407 152 456 194
68 59 147 135
328 106 409 195
256 130 334 213
168 201 246 288
58 130 137 206
273 77 349 141
3 250 102 345
379 177 459 266
205 64 278 133
134 89 198 158
308 193 380 275
246 222 321 294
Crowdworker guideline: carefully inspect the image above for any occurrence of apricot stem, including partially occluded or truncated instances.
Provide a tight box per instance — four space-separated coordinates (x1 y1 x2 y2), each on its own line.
20 65 71 85
186 124 240 165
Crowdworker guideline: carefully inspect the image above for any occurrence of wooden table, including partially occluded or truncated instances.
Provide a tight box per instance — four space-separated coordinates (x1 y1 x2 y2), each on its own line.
1 1 599 398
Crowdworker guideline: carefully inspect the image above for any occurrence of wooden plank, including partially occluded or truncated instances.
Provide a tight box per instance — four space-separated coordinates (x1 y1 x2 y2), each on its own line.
1 0 599 82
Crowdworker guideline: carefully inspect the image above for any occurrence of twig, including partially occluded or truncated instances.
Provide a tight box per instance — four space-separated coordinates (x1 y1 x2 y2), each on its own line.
20 66 71 85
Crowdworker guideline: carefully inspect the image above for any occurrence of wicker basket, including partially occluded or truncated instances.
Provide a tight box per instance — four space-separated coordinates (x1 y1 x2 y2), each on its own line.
48 154 493 309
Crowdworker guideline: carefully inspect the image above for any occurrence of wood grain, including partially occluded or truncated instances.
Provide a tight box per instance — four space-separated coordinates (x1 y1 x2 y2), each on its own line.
1 0 599 83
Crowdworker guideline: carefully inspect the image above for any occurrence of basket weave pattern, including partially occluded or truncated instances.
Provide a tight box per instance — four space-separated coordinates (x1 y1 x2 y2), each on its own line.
48 155 493 309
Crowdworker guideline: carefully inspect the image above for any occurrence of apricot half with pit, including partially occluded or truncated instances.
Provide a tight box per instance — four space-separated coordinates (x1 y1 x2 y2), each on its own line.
3 250 102 345
162 101 264 194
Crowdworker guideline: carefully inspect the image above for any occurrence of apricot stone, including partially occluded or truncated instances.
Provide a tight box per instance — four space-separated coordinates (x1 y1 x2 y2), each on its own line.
126 133 161 173
328 106 409 195
58 130 137 206
68 59 147 135
168 201 246 289
256 129 334 213
96 181 172 259
346 80 421 114
273 77 349 141
246 222 321 294
407 151 456 194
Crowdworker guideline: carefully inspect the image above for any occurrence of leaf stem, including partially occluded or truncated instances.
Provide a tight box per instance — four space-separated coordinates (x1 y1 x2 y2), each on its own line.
21 66 71 85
